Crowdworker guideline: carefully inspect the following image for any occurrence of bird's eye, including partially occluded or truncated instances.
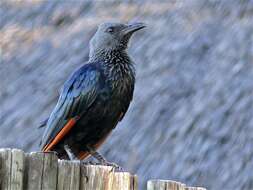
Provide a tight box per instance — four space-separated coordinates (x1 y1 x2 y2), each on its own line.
106 27 114 33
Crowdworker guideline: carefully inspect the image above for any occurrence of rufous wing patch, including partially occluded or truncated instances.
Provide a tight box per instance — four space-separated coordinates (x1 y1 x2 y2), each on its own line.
43 118 78 152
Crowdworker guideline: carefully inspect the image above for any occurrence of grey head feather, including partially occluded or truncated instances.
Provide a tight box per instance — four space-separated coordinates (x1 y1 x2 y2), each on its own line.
89 22 146 61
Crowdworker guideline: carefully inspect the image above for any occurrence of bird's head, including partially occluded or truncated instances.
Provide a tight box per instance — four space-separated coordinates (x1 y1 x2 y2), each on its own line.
89 22 146 60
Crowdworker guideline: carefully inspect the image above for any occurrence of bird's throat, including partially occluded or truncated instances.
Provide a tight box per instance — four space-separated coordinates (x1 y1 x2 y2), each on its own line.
93 49 135 96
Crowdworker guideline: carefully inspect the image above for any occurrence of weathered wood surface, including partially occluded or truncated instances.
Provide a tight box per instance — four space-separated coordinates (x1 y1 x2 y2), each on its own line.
42 152 58 190
57 160 80 190
0 149 25 190
0 149 138 190
0 148 12 190
185 187 207 190
25 152 44 190
10 149 25 190
147 180 207 190
108 172 138 190
0 149 206 190
80 165 112 190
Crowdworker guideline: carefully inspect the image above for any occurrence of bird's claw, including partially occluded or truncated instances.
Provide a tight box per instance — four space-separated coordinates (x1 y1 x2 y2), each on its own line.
81 160 100 166
37 151 58 156
102 161 123 172
81 160 122 171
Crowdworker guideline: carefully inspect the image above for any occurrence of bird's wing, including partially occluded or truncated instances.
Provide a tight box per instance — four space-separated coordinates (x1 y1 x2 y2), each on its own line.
40 64 101 151
119 79 135 122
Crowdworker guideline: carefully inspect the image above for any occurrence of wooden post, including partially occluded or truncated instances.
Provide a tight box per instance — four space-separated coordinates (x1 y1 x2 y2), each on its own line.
185 187 207 190
10 149 25 190
0 149 207 190
41 152 58 190
147 180 207 190
24 152 58 190
0 148 12 190
25 152 45 190
57 160 80 190
108 172 138 190
147 180 186 190
0 149 138 190
0 149 25 190
80 165 112 190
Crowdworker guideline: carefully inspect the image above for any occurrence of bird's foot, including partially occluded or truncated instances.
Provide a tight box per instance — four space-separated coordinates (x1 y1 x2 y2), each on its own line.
81 160 99 166
101 161 123 172
37 151 58 156
81 160 123 171
85 145 123 171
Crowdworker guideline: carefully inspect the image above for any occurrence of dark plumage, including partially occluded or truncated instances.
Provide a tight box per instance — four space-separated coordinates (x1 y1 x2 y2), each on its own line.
40 22 145 163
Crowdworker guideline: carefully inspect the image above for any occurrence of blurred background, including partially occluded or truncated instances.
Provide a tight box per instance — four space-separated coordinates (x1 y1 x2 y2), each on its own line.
1 0 253 189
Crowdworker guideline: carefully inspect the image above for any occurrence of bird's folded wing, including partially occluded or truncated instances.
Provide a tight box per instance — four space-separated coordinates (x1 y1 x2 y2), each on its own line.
40 65 101 151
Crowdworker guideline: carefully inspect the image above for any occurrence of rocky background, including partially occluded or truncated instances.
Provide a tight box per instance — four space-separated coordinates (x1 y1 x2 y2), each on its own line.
1 1 253 189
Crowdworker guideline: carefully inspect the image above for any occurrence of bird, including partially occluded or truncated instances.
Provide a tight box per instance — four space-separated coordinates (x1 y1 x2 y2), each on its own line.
39 22 146 167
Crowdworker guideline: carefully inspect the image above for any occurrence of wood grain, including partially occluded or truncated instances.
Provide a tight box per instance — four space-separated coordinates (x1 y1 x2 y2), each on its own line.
25 152 44 190
57 160 80 190
10 149 25 190
0 149 207 190
41 152 58 190
108 171 138 190
0 148 12 190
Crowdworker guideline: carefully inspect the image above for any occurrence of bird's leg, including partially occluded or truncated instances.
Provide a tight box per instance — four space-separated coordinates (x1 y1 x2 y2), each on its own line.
86 146 107 163
86 145 123 171
81 160 98 165
64 144 78 160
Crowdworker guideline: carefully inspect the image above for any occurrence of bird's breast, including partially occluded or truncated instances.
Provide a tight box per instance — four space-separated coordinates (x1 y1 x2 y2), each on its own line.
89 78 132 117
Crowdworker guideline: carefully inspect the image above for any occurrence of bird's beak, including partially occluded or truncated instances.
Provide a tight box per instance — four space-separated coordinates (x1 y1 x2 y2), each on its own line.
123 22 146 36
